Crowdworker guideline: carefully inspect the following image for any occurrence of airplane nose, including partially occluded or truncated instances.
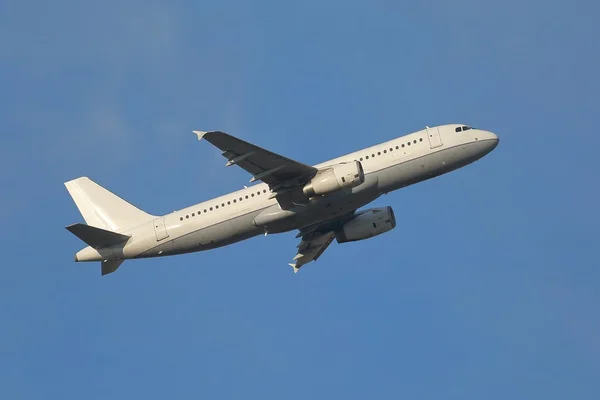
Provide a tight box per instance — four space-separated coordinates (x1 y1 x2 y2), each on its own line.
483 130 498 141
480 130 499 153
489 131 499 147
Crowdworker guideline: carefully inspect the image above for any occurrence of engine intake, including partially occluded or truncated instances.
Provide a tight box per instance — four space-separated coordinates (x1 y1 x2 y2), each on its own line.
303 161 364 197
335 206 396 243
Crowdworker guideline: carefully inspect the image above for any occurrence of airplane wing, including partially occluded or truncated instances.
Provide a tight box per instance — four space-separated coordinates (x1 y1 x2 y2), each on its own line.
289 231 336 273
288 211 356 272
194 130 317 189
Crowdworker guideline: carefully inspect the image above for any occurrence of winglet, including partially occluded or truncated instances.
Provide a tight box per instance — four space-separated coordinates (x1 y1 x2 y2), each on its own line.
193 130 207 140
288 263 300 273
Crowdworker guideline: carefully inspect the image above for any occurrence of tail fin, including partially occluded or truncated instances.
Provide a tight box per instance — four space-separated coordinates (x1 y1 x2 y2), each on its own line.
65 177 153 231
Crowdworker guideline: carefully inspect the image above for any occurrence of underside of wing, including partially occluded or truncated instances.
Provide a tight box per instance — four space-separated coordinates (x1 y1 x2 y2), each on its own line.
288 211 357 272
289 231 336 273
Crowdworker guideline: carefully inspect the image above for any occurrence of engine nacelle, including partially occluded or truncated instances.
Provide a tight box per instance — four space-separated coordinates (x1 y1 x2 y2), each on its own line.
335 206 396 243
303 161 364 197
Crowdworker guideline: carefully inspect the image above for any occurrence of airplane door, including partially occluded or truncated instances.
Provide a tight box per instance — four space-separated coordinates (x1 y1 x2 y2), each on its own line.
153 217 169 241
427 126 443 149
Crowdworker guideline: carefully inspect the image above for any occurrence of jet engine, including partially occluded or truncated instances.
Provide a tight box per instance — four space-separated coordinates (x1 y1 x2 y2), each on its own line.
335 206 396 243
303 161 364 197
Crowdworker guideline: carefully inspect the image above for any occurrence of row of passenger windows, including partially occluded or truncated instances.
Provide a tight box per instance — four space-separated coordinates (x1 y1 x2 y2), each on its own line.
180 189 268 221
358 137 423 161
180 136 425 221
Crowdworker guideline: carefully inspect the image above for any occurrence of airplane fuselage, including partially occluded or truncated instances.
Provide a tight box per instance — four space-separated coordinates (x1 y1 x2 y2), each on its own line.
74 124 498 264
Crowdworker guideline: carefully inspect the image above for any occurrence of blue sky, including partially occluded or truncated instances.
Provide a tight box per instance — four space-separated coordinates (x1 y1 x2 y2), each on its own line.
1 0 599 398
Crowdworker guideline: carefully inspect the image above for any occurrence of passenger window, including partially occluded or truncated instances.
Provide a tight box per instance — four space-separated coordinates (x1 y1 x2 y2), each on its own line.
233 199 236 203
227 201 231 205
407 142 411 146
192 213 195 217
402 144 405 148
419 138 423 142
186 215 189 219
372 154 375 157
180 217 183 221
366 156 369 159
210 207 213 211
257 191 260 195
395 146 399 149
216 205 219 209
251 193 254 197
204 209 207 213
378 152 381 155
383 150 387 153
413 140 417 144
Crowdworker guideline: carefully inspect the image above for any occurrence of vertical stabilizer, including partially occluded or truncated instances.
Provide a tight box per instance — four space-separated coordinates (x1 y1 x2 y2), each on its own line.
65 177 154 231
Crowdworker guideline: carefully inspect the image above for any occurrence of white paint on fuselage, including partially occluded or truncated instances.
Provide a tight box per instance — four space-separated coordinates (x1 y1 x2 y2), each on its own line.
76 124 498 262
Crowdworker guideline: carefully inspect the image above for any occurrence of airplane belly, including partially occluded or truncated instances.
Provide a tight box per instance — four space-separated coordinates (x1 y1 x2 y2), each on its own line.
196 210 263 250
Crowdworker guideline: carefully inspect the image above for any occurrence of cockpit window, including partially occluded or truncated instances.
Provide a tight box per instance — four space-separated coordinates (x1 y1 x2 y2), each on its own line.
456 125 473 132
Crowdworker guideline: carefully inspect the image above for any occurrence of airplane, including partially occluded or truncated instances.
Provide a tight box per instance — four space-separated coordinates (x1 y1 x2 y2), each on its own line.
65 124 499 275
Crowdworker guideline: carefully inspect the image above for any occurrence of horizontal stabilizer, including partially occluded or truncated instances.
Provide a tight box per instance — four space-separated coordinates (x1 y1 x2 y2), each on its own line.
102 259 124 276
66 223 130 249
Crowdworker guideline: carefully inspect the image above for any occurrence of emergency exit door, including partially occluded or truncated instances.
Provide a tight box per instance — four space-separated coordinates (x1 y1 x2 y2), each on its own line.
426 126 443 149
153 217 169 241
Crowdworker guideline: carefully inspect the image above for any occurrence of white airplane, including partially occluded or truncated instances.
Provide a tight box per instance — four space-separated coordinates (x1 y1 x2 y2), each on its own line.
65 124 498 275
